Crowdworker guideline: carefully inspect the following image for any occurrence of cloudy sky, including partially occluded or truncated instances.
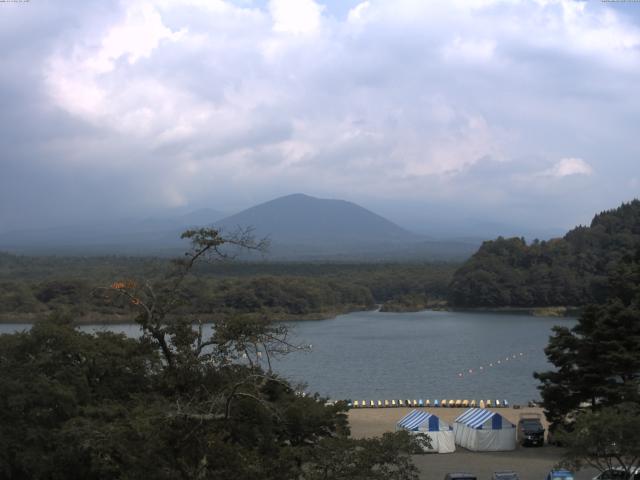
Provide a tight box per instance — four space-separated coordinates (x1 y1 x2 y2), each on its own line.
1 0 639 237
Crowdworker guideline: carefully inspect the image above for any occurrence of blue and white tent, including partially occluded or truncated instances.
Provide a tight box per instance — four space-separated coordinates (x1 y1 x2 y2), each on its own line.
453 408 516 451
396 409 455 453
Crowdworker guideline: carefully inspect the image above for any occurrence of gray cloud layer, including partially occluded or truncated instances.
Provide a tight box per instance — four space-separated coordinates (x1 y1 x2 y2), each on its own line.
1 0 639 236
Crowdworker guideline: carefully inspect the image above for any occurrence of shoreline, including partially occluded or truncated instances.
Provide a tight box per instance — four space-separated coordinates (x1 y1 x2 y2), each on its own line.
381 304 580 317
0 304 579 325
438 305 581 318
0 305 378 325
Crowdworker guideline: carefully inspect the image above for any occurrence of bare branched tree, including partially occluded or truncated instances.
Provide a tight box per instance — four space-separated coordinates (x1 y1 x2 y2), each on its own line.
95 227 271 367
95 226 310 424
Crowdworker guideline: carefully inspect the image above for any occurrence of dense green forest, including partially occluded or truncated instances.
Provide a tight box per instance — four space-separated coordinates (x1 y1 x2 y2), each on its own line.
0 229 423 479
0 253 456 323
449 200 640 308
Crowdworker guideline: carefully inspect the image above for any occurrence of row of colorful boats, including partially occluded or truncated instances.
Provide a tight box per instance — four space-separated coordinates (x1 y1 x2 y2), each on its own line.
348 399 509 408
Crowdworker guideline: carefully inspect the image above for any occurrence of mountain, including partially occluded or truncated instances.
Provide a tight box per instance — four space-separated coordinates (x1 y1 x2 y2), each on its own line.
213 194 479 260
0 194 480 260
449 199 640 307
216 193 418 246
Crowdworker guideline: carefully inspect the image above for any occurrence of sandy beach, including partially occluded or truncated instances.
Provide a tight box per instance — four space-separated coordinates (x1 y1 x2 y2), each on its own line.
348 407 597 480
348 406 549 439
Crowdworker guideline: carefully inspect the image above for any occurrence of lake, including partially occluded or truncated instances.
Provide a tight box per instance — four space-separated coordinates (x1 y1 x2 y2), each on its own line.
0 309 575 404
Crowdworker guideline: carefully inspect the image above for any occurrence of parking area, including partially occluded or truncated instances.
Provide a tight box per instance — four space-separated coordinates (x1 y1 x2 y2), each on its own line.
412 446 596 480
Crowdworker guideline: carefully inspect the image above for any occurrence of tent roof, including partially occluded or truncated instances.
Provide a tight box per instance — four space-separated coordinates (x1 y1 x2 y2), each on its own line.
397 409 442 431
455 408 512 429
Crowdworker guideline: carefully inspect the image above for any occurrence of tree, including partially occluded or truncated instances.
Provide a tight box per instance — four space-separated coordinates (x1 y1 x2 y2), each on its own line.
536 249 640 475
534 250 640 427
0 227 423 479
557 404 640 475
303 432 426 480
0 314 161 479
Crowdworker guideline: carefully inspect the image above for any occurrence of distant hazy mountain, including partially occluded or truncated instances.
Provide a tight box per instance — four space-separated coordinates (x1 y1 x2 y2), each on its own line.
216 193 418 246
0 195 480 260
0 208 224 254
214 194 480 260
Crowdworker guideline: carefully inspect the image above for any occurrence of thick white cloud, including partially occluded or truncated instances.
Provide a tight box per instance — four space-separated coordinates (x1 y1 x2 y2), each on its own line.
2 0 639 231
347 1 370 23
540 157 593 178
269 0 324 34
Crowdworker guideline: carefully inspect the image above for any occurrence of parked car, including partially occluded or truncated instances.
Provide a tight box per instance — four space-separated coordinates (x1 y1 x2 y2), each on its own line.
546 470 574 480
444 473 477 480
492 471 520 480
518 413 545 447
592 467 640 480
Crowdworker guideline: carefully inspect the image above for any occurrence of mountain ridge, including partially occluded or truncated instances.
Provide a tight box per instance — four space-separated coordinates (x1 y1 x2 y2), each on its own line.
0 193 479 260
215 193 420 246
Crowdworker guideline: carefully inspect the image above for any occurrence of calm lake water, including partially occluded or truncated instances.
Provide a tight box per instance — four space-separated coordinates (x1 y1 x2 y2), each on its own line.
0 310 575 404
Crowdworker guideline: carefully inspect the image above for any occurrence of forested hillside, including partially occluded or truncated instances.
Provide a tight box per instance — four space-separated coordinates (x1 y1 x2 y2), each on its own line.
0 254 455 322
449 200 640 307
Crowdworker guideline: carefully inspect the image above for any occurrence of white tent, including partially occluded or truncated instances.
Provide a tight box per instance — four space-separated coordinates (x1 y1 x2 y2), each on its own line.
453 408 516 451
396 409 455 453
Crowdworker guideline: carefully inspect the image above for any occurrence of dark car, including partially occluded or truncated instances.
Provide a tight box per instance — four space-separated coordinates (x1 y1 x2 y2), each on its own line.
492 471 520 480
518 414 545 447
444 473 477 480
